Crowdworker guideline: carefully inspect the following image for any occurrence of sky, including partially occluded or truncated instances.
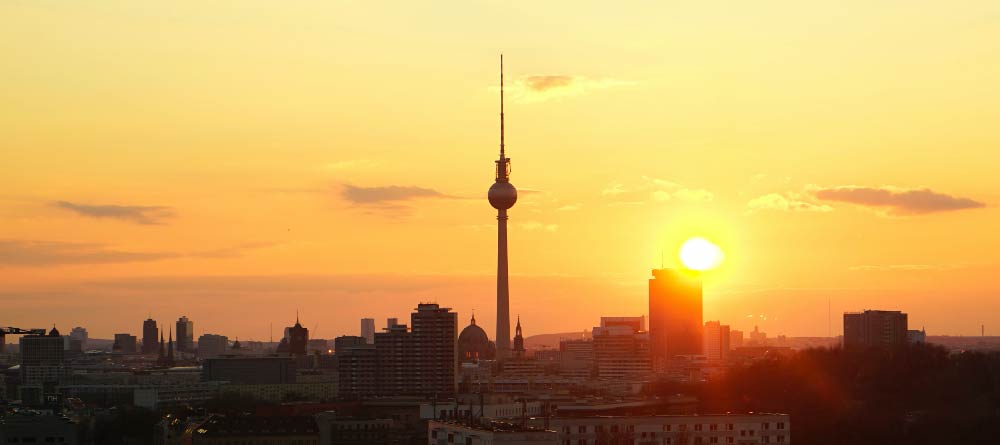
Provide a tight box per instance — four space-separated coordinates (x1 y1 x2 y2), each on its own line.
3 1 1000 341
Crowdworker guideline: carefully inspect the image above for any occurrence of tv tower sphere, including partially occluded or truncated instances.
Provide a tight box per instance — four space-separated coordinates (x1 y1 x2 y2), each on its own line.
489 181 517 209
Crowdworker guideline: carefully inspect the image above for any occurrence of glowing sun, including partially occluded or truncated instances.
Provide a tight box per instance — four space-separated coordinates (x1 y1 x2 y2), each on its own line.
679 237 724 271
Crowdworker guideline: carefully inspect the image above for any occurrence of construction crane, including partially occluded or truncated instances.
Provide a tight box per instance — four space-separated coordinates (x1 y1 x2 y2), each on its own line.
0 327 47 354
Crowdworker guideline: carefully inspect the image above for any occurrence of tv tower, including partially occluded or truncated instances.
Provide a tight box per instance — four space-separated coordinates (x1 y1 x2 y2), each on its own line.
488 55 517 358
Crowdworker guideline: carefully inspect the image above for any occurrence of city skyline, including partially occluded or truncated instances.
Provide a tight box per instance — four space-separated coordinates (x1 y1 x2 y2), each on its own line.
4 2 1000 341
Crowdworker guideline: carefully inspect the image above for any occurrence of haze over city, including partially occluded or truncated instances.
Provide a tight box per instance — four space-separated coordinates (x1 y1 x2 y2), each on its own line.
4 1 1000 342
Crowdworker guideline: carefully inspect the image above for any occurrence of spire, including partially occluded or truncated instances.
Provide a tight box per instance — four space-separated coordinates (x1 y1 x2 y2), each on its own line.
500 53 505 159
167 327 174 364
471 311 476 325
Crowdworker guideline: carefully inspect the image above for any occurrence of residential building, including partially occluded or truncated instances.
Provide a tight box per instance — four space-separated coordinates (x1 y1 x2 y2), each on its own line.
197 334 228 359
843 310 908 350
550 413 790 445
704 321 731 361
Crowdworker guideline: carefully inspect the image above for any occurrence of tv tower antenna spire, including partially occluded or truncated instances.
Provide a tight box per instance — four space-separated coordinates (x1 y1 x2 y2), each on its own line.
488 54 518 358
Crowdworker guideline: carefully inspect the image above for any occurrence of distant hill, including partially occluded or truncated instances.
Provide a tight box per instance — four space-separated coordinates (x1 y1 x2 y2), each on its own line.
524 331 592 350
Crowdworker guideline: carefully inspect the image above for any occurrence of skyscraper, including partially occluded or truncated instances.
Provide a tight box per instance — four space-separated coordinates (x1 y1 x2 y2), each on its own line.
360 318 375 344
176 316 194 352
648 268 703 369
141 318 159 355
369 303 457 398
488 56 517 358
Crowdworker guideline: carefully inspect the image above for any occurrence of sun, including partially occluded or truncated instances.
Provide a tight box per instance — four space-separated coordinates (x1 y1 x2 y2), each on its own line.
678 237 724 271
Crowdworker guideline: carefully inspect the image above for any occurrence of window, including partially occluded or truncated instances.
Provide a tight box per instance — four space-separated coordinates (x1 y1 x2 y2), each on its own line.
740 430 746 437
763 436 770 443
710 424 718 431
727 438 734 444
695 424 703 431
726 424 733 431
664 425 672 432
710 437 719 444
763 422 770 430
579 426 587 433
777 435 785 443
777 422 785 430
627 425 635 432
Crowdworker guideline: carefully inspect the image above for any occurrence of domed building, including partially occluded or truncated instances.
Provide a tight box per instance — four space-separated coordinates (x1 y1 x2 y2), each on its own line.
458 314 495 362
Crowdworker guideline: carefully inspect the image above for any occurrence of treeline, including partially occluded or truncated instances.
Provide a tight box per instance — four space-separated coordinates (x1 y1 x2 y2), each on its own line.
686 344 1000 444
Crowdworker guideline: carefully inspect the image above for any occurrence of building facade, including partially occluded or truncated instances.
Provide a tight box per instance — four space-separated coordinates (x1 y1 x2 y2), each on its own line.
142 318 159 355
197 334 229 359
843 310 908 350
649 268 703 370
704 321 732 361
176 316 194 352
361 318 376 344
551 413 790 445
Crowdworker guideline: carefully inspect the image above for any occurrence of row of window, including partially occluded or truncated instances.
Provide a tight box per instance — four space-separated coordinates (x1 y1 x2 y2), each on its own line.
564 421 785 434
562 436 786 445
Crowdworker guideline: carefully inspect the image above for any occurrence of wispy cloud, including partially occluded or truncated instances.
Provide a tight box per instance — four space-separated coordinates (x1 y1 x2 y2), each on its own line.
813 186 985 215
556 203 582 212
746 193 833 214
502 75 632 103
0 240 272 267
603 177 713 204
848 264 967 271
341 184 449 204
519 221 559 232
53 201 175 225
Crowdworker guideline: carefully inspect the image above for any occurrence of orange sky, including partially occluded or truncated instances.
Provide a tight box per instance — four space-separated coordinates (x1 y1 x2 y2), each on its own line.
3 1 999 341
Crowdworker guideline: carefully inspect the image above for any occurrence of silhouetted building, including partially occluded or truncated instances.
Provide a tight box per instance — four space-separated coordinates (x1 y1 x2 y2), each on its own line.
748 325 767 345
277 315 309 356
158 329 176 366
730 329 744 348
142 318 159 355
512 317 526 358
648 268 703 369
202 356 297 384
908 328 927 344
361 318 375 344
198 334 229 359
559 339 594 379
367 303 457 398
334 336 366 353
600 316 646 333
843 310 908 350
69 326 88 351
458 314 496 362
336 343 377 399
19 327 66 403
113 333 138 354
176 316 194 352
704 321 731 361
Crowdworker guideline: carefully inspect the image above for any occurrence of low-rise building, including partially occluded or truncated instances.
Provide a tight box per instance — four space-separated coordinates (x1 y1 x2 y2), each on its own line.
191 415 318 445
549 413 790 445
428 420 557 445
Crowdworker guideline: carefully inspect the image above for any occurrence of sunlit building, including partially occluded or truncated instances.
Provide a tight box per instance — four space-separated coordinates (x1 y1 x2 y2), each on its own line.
176 316 194 352
649 268 703 370
703 321 731 361
592 318 651 379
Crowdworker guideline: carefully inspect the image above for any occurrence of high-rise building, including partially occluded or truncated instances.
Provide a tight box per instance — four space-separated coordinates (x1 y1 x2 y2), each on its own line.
68 327 88 352
600 316 646 333
648 268 703 369
19 327 66 403
368 303 457 398
559 339 595 379
198 334 229 359
334 335 366 353
176 316 194 352
141 318 159 355
360 318 375 344
336 343 377 399
488 56 517 359
113 333 138 354
703 321 731 361
843 310 908 350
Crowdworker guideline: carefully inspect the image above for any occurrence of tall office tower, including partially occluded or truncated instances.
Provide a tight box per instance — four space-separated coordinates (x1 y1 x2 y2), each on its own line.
703 321 731 361
843 310 908 350
197 334 229 359
19 327 66 403
112 334 138 354
648 268 703 370
360 318 375 344
488 56 517 359
176 316 194 352
69 327 88 352
141 318 159 355
592 318 651 379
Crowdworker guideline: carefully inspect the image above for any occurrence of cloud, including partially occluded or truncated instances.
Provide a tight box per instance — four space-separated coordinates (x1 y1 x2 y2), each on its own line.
340 184 449 204
813 186 985 215
556 203 582 212
746 193 833 213
603 177 713 204
53 201 174 225
520 221 559 232
504 76 632 103
0 240 273 267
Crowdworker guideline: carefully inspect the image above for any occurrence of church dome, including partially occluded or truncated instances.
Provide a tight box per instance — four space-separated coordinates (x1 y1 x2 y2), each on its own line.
458 314 495 362
48 326 61 337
